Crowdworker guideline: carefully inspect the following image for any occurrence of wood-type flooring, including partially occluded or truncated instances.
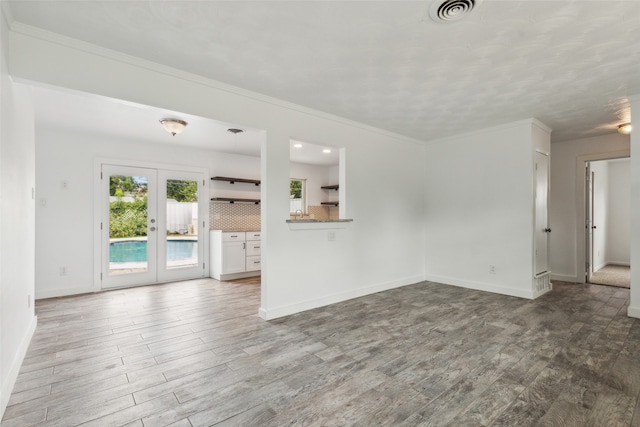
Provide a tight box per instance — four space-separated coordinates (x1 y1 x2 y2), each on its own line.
3 279 640 426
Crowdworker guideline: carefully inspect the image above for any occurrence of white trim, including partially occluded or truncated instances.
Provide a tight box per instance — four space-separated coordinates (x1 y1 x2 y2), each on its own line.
628 306 640 319
425 118 537 146
575 150 631 293
424 274 536 299
531 118 553 134
0 315 37 420
605 261 631 267
258 275 424 320
36 286 94 300
550 273 581 283
9 22 424 149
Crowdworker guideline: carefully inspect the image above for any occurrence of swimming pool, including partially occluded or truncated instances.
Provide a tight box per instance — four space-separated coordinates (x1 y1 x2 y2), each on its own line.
109 240 197 262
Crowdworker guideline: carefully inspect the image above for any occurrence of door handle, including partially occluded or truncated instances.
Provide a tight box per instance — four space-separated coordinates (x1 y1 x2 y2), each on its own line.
150 227 156 231
592 225 597 229
544 228 551 233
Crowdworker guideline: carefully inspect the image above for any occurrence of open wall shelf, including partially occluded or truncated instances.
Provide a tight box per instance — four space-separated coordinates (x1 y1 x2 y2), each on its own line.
211 176 260 186
211 197 260 204
321 185 339 191
321 202 339 206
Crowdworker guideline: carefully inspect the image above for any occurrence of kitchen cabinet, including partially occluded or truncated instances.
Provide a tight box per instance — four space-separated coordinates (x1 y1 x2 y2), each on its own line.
210 230 261 280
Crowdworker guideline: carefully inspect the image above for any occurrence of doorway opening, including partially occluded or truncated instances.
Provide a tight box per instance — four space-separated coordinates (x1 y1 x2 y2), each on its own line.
585 157 630 288
100 163 208 289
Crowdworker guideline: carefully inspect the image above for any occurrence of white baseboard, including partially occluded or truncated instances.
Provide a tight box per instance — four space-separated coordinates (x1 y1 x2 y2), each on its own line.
606 261 631 267
594 262 607 272
1 315 37 420
550 273 582 283
35 286 94 300
259 275 424 320
628 306 640 319
424 274 536 299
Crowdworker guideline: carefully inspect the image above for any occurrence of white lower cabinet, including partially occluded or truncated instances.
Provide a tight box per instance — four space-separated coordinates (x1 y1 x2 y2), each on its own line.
210 230 261 280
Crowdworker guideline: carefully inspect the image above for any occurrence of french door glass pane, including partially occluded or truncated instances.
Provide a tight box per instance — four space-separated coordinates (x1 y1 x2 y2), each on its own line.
166 179 198 269
108 174 149 275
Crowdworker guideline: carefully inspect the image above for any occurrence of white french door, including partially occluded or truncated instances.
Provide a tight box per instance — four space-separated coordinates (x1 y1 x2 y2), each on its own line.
101 164 207 289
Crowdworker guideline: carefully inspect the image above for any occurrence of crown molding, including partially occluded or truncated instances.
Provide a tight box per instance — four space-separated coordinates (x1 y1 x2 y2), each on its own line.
424 118 540 146
9 21 426 148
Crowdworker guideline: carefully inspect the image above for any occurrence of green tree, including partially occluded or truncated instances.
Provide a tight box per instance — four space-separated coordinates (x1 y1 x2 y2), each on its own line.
166 180 198 202
109 195 148 238
290 179 302 199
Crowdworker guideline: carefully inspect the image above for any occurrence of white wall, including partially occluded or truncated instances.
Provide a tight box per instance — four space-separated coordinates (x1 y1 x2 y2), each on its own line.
424 119 547 299
12 27 426 319
549 133 630 282
35 127 266 298
590 160 609 270
606 159 630 265
0 7 37 418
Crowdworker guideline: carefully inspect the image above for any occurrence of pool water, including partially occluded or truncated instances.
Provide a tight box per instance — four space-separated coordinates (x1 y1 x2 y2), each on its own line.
110 240 197 262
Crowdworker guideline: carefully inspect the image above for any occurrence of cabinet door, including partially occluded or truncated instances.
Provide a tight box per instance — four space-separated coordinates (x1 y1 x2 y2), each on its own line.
245 255 261 272
246 240 261 257
222 241 246 274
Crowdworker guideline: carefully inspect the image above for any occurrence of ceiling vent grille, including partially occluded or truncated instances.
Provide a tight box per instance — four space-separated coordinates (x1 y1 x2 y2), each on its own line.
429 0 481 23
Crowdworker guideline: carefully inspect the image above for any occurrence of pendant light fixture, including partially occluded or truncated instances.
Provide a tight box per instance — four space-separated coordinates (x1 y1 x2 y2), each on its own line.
159 118 188 136
618 123 632 135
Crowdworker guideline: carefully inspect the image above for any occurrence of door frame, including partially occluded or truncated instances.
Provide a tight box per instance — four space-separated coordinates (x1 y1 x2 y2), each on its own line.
93 158 210 292
533 150 550 277
575 150 629 284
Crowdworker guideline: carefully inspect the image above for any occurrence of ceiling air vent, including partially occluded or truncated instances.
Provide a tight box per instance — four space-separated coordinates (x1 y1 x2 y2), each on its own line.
429 0 482 23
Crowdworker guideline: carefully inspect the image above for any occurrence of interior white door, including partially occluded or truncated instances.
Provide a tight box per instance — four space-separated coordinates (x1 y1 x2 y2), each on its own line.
102 165 158 288
102 165 206 289
586 164 594 282
534 151 550 276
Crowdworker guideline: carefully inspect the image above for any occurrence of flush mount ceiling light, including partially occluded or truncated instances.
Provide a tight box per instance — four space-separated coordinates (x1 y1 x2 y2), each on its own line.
429 0 482 23
227 128 244 134
322 149 332 154
618 123 632 135
293 143 303 148
159 118 187 136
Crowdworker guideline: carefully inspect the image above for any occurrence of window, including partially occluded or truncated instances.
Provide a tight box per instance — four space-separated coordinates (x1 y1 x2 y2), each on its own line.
290 178 306 214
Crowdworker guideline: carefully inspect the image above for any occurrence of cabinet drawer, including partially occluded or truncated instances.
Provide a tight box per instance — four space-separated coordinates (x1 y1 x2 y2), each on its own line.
246 241 261 256
222 232 246 243
246 231 261 241
245 255 261 271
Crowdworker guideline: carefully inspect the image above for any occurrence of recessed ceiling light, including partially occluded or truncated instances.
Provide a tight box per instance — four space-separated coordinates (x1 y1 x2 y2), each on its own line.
322 149 332 154
293 143 303 148
618 123 632 135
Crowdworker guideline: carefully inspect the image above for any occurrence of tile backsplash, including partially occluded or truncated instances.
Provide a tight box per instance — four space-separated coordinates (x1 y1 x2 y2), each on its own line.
210 202 339 231
308 205 339 220
210 202 261 231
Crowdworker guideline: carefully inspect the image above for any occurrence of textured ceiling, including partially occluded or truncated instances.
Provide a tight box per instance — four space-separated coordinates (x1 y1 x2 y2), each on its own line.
6 0 640 143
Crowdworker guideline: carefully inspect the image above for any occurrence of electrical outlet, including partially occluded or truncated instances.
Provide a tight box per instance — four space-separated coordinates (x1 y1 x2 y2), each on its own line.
27 295 31 309
489 265 496 274
328 231 336 241
61 180 69 190
60 266 69 276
